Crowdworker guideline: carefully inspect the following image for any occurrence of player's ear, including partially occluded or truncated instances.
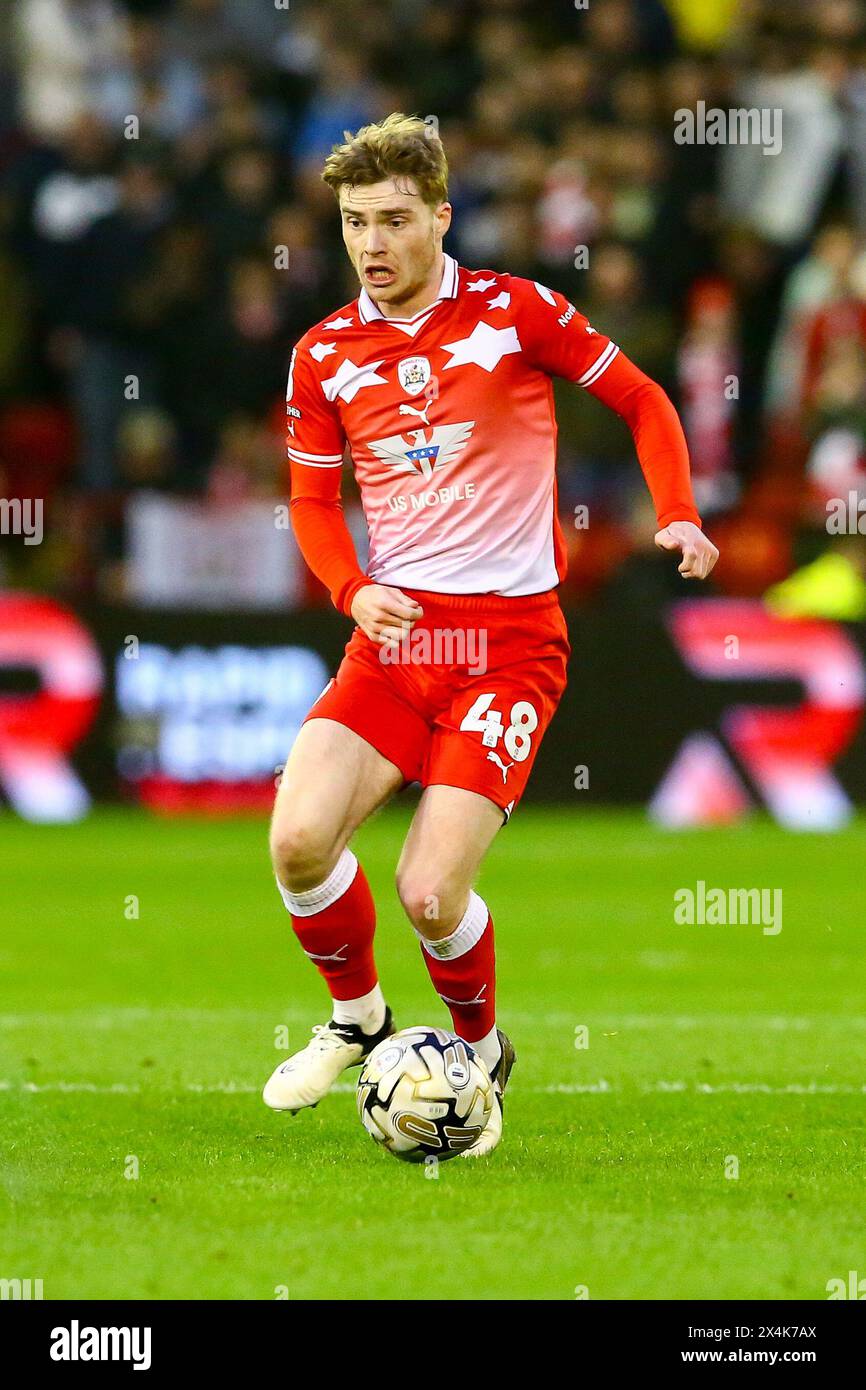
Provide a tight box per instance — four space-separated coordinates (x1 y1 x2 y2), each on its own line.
436 202 453 239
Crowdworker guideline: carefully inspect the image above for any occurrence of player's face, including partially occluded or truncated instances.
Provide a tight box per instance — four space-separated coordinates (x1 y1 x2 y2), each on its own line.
339 178 452 313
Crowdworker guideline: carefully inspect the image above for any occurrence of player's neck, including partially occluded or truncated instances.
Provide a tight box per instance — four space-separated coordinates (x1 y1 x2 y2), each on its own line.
375 251 446 321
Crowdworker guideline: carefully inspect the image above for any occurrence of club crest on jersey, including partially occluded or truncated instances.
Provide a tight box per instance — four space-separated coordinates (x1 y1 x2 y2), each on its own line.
367 420 475 482
397 355 432 396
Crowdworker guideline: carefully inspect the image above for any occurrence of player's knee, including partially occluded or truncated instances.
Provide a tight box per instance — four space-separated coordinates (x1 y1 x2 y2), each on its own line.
269 819 337 892
395 867 461 936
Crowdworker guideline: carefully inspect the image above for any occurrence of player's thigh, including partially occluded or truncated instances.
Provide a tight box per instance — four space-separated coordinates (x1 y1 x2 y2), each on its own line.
271 717 404 883
395 784 503 933
426 613 569 820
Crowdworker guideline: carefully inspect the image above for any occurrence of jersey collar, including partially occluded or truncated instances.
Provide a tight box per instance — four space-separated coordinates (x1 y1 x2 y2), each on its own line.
357 252 459 327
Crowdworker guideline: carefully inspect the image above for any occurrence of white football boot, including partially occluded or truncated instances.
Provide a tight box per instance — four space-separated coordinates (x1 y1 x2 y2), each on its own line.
460 1029 516 1159
263 1007 394 1114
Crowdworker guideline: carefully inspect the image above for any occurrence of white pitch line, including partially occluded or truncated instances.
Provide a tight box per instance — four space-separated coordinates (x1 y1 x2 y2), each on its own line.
3 1010 866 1031
0 1008 310 1029
2 1079 865 1097
533 1080 866 1095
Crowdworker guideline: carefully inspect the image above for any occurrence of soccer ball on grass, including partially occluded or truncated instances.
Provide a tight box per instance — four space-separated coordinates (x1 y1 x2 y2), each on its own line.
356 1026 493 1162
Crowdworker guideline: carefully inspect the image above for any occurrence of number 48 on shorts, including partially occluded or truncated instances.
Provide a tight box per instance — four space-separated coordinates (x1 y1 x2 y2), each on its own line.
460 693 539 760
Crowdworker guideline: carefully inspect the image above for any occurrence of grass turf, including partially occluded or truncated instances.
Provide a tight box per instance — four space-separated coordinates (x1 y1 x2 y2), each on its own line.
1 806 864 1301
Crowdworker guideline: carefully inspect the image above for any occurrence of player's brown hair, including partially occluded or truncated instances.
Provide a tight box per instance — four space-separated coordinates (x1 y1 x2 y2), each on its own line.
321 113 448 207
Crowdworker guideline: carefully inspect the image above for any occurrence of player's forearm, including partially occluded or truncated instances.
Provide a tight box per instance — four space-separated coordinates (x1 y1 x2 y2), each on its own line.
289 496 372 616
629 392 701 529
588 353 701 529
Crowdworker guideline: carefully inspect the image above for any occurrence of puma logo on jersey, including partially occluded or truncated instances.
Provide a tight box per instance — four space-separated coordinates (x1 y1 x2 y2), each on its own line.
398 401 432 427
487 751 514 783
367 420 475 482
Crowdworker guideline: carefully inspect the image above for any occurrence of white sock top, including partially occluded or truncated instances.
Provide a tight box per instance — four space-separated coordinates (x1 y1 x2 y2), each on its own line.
276 848 358 918
416 890 489 960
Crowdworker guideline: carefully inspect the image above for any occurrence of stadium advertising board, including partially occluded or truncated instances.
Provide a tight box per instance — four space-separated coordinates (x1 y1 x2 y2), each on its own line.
1 591 864 825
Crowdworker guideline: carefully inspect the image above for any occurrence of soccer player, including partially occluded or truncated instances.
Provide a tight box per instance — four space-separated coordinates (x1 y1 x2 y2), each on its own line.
263 114 718 1154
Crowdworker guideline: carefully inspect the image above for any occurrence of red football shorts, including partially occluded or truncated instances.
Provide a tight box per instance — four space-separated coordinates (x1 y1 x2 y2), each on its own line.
304 587 570 821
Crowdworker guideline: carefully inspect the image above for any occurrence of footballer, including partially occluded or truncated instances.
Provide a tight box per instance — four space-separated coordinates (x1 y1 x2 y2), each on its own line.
263 114 718 1154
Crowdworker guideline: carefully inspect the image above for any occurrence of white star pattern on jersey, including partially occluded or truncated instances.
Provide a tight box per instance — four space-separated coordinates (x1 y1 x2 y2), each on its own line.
367 420 475 481
321 357 388 404
533 281 557 305
487 291 511 311
441 321 522 373
287 255 625 596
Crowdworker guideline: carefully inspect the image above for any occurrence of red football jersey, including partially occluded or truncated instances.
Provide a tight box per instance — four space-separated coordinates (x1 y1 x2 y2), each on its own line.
287 253 698 604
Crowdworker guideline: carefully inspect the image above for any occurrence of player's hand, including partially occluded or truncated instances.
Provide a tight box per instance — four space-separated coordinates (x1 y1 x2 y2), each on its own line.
654 521 719 581
351 584 424 646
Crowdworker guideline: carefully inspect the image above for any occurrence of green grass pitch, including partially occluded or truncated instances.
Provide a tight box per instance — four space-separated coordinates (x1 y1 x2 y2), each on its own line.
1 805 864 1301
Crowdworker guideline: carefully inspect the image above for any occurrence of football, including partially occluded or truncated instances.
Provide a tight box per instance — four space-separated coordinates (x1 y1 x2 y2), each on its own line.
356 1026 494 1163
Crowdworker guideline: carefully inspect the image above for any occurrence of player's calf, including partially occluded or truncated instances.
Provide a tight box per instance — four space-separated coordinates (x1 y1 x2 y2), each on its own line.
264 845 392 1112
403 881 512 1157
403 881 502 1080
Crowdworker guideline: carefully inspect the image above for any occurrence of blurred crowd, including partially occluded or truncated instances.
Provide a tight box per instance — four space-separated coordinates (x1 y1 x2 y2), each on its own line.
2 0 866 606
